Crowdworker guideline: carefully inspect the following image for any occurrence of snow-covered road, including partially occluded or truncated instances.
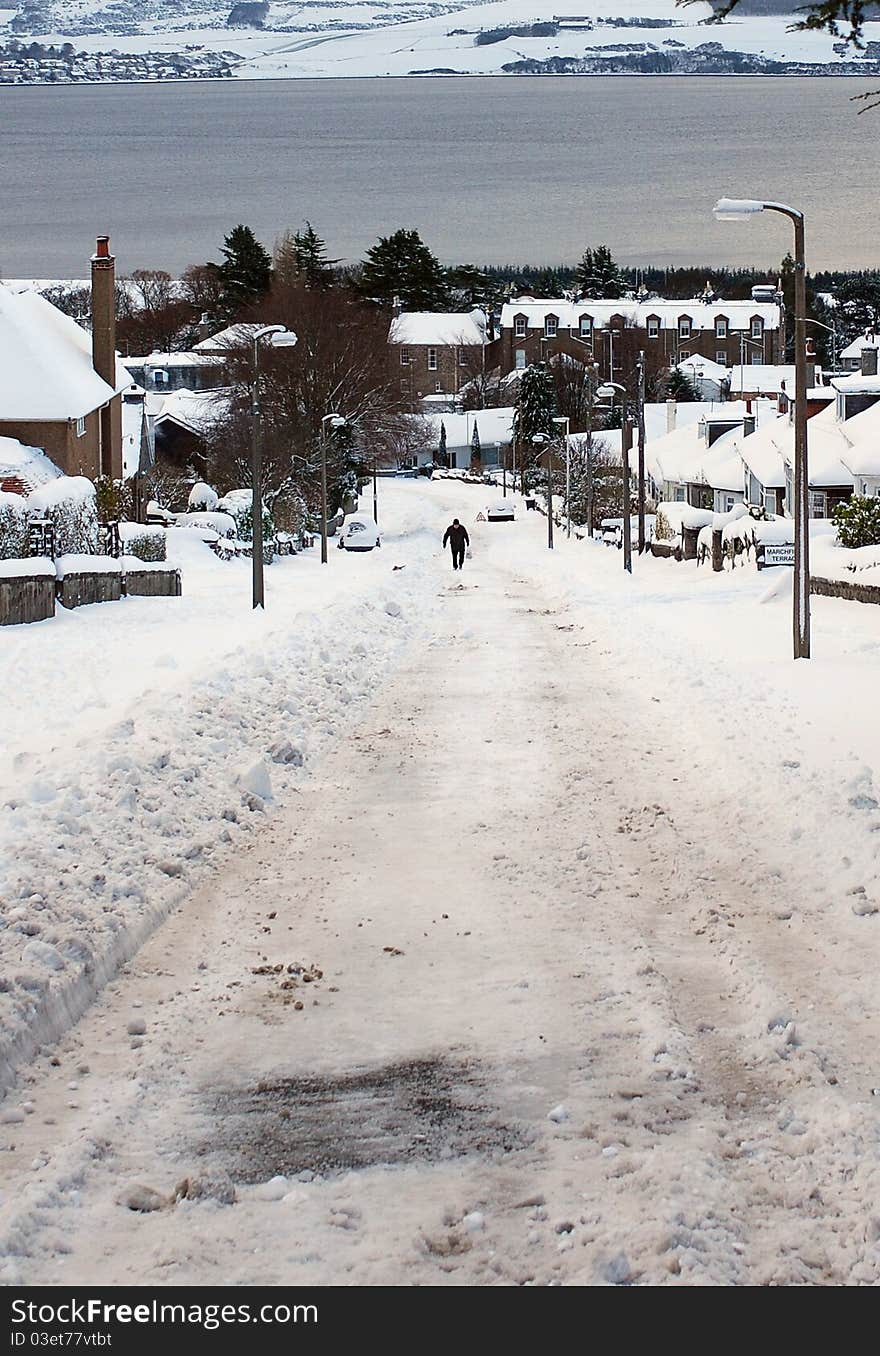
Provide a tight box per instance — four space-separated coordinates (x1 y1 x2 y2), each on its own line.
2 480 880 1285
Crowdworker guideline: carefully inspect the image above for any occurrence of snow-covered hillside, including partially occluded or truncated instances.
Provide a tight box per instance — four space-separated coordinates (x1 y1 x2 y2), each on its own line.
3 0 879 80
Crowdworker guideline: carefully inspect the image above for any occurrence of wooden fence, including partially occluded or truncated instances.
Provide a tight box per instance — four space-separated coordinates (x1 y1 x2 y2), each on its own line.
0 574 55 626
811 575 880 606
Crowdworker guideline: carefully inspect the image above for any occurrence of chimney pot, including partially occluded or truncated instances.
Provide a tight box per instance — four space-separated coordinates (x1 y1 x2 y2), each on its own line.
95 235 110 259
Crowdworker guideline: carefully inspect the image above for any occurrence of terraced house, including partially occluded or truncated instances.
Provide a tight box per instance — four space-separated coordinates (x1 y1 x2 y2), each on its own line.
494 288 784 381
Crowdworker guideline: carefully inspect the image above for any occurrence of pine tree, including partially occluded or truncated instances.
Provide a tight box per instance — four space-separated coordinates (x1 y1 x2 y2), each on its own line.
439 420 448 468
358 228 450 310
275 222 338 290
512 363 556 494
665 368 699 402
212 225 272 318
470 420 482 469
577 245 626 300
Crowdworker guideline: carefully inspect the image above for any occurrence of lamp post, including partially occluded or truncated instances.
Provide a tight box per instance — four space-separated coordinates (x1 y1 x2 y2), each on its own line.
597 380 633 574
799 316 838 374
320 412 347 564
552 415 571 538
531 432 553 549
714 197 809 659
250 324 298 609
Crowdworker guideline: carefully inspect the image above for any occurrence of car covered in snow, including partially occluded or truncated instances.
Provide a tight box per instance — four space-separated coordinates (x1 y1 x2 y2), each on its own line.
486 501 515 522
337 515 381 551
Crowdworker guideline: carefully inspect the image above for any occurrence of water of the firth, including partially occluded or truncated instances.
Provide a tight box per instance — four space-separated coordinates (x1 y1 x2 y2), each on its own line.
0 75 877 275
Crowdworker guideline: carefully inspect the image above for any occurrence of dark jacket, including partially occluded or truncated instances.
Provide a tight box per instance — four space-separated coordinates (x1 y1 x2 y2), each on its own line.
443 523 470 550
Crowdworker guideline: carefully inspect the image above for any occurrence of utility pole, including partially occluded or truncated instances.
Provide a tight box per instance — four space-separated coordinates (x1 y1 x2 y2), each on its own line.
621 417 633 574
373 453 379 525
250 363 264 608
637 349 647 553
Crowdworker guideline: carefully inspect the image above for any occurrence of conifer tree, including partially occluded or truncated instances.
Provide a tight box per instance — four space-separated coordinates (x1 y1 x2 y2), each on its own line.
470 420 482 469
577 245 626 300
275 223 338 290
512 363 556 494
358 229 450 310
439 420 448 468
212 225 272 318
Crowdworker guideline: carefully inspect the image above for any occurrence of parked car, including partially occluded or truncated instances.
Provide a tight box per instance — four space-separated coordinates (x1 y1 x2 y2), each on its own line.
338 515 381 551
486 501 515 522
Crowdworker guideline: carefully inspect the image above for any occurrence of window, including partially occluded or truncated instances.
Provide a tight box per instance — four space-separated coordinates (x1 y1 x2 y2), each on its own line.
514 350 526 370
400 378 408 393
673 487 686 502
435 381 443 394
715 317 728 339
514 314 527 339
458 347 468 368
544 315 558 338
427 347 438 371
809 490 827 518
716 350 727 365
152 368 169 386
725 495 736 512
678 316 692 340
579 315 592 338
75 415 86 437
764 489 777 515
751 353 762 365
751 317 763 340
646 315 660 339
679 350 691 362
400 347 411 366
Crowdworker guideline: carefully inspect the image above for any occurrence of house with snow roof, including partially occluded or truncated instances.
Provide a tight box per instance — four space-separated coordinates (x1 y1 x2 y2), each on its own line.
496 290 783 383
840 330 879 372
0 237 132 482
389 310 487 407
645 403 770 513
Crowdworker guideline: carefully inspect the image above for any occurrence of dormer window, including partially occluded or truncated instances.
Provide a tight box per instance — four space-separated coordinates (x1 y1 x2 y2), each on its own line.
544 314 558 339
646 315 660 340
678 315 692 340
579 314 592 337
751 316 764 340
715 316 728 339
514 314 527 339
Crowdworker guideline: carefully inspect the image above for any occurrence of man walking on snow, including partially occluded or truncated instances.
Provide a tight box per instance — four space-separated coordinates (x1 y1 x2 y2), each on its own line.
443 518 470 571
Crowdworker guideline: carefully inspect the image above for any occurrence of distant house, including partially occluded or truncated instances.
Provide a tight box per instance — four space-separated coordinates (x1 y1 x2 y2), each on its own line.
0 238 131 481
840 330 879 372
149 387 222 477
676 355 729 401
389 310 487 407
495 289 784 383
417 406 514 471
122 350 227 393
646 405 764 513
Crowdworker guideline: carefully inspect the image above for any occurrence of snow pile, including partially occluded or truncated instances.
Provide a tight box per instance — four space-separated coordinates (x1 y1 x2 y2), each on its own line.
0 556 54 579
187 482 219 512
54 554 121 578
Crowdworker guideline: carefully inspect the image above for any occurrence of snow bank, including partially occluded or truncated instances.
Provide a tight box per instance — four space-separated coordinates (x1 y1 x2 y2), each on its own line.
54 554 121 578
0 556 54 579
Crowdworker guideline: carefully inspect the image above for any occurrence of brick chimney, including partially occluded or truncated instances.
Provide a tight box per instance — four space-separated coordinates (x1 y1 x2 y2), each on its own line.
91 235 118 479
862 343 879 378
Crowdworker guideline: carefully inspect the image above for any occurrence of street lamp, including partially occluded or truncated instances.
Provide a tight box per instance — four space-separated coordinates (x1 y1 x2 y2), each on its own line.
597 381 633 574
552 415 571 538
251 325 298 609
531 432 553 549
798 316 839 373
714 196 809 659
320 413 347 564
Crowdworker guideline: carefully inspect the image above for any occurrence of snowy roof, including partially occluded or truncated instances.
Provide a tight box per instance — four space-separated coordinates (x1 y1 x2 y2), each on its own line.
151 387 227 434
677 356 729 379
0 435 63 494
832 372 880 394
776 401 854 486
500 297 780 333
840 331 880 360
417 407 515 451
838 400 880 477
389 310 486 347
647 401 776 490
123 350 226 368
192 323 262 352
0 284 129 421
728 365 797 395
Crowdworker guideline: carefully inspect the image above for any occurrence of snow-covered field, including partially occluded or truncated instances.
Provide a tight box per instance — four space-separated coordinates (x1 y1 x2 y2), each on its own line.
8 0 879 78
3 478 880 1285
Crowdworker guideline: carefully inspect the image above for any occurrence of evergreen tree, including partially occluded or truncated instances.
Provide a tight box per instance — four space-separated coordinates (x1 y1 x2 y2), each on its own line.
577 245 626 300
439 420 448 468
275 222 338 290
212 225 272 319
512 363 556 493
665 368 699 402
834 272 880 346
358 228 450 310
470 420 482 469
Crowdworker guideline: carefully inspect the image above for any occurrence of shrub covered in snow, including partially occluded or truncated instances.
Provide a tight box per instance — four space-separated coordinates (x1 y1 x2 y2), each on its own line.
0 491 30 560
181 512 236 538
833 496 880 550
188 481 219 512
218 490 275 561
28 476 99 556
95 476 132 523
119 525 167 562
